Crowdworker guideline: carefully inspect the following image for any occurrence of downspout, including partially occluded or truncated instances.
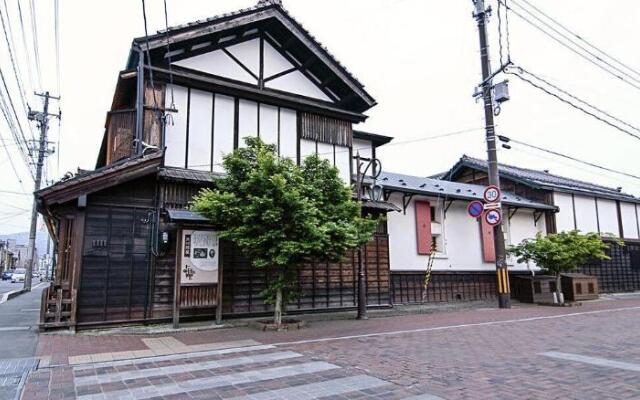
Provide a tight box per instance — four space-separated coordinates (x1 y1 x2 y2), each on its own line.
135 44 145 156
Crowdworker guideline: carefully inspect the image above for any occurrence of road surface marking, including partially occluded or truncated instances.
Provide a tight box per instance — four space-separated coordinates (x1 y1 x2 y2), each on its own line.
74 351 302 386
542 351 640 372
226 375 390 400
76 361 339 400
0 327 29 331
270 305 640 347
72 343 275 370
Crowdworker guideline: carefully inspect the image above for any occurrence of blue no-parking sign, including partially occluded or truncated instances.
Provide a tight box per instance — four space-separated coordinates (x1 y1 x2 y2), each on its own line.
467 201 484 218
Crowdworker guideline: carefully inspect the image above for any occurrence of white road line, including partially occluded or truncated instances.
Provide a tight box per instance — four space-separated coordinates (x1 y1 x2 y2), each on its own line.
403 394 447 400
76 361 339 400
74 351 303 386
542 351 640 372
73 344 276 371
271 305 640 347
226 375 390 400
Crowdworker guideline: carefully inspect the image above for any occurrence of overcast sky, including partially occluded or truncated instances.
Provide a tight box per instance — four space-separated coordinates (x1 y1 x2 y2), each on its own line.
1 0 639 235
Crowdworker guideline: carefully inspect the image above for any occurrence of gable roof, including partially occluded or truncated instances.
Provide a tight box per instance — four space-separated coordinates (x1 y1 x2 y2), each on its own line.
37 151 163 206
444 155 639 203
379 171 557 211
129 0 375 113
353 130 394 148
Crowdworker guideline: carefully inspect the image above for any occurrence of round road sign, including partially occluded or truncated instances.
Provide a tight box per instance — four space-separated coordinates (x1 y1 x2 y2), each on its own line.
483 185 501 203
467 201 484 218
485 209 502 226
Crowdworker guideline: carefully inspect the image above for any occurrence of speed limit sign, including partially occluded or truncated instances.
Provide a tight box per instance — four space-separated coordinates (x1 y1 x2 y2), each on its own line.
483 185 501 203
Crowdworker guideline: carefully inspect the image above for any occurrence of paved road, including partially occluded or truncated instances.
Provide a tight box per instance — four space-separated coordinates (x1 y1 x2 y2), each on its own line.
0 284 45 400
21 294 640 399
0 279 24 295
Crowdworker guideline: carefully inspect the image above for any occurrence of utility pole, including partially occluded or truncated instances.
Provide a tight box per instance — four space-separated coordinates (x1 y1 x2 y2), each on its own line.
472 0 511 308
25 91 59 291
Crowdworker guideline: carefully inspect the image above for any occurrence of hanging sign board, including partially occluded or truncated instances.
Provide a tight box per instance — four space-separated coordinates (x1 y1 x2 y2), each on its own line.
485 209 502 226
181 230 219 285
467 200 484 218
483 185 501 203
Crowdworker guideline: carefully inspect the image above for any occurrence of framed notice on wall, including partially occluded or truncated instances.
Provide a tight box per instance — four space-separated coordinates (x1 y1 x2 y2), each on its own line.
180 230 219 285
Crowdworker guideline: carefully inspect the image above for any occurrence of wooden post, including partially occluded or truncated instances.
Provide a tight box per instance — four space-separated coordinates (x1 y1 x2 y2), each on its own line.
70 211 85 329
216 243 223 325
173 229 182 329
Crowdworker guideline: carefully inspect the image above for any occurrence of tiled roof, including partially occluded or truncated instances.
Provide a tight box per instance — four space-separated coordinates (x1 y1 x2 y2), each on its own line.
379 171 557 211
447 155 638 202
158 167 222 183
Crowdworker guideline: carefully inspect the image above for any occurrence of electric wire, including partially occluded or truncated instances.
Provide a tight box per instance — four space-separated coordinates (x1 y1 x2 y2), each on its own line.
506 66 640 142
0 0 30 123
501 0 640 91
140 0 158 109
511 65 640 135
54 0 60 95
502 136 640 181
27 0 41 88
0 68 34 172
516 0 640 80
0 132 26 192
15 0 35 92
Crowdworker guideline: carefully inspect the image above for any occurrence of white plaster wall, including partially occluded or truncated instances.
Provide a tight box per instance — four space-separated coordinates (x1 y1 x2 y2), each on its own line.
226 38 260 76
317 142 333 165
279 108 297 160
574 195 598 233
621 202 640 239
265 70 332 102
597 199 620 236
238 99 258 147
300 138 316 159
212 94 235 173
334 145 351 184
187 89 213 170
164 85 188 168
259 104 279 149
553 192 575 232
506 209 546 271
263 41 294 77
173 50 257 84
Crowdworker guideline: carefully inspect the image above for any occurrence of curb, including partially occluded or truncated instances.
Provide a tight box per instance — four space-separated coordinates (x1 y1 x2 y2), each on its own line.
0 288 27 304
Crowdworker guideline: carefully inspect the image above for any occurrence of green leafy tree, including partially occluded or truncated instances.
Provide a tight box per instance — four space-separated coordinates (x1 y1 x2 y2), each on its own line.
191 137 376 325
508 231 616 303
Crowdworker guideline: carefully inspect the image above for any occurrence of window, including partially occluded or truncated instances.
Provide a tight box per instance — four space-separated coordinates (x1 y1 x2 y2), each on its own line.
430 206 436 222
431 236 438 252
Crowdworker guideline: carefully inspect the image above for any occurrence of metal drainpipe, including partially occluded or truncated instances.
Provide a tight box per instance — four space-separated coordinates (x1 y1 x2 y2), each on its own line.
135 45 145 155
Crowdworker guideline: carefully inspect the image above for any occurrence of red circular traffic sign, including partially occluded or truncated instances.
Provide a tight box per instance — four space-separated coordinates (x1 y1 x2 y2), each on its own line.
467 201 484 218
484 209 502 226
483 185 501 203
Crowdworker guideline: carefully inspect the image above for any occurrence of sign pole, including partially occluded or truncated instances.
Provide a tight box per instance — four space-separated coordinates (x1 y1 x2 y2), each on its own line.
473 0 511 308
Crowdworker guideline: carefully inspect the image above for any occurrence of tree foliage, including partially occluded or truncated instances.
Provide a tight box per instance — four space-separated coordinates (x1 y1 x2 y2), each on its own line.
508 231 614 276
191 137 377 323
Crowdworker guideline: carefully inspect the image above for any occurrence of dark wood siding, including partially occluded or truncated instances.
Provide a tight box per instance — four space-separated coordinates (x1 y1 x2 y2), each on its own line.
578 240 640 293
222 233 390 315
77 206 152 324
391 271 499 304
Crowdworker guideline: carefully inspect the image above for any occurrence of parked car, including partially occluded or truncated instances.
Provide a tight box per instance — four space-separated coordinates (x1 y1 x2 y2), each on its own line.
1 271 12 281
11 268 26 283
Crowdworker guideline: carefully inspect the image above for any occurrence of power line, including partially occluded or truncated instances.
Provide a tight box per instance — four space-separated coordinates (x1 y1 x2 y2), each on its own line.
502 0 640 92
500 135 640 181
15 0 36 92
507 66 640 142
515 0 640 80
0 67 34 161
54 0 60 95
27 0 41 87
0 132 26 192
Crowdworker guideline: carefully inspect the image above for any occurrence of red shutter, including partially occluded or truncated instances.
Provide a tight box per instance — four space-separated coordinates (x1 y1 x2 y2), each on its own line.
480 216 496 262
415 200 432 255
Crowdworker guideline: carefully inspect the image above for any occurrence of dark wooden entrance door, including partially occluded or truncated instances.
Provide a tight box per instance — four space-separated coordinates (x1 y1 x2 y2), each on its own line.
77 206 152 324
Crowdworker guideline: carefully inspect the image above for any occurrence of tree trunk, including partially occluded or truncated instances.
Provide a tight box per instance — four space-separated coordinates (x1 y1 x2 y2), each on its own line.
274 287 283 326
555 273 564 304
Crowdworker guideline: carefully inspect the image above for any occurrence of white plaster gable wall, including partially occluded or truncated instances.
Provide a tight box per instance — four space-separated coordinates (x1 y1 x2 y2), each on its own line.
553 192 575 232
173 49 257 84
263 41 294 77
227 38 260 76
597 199 620 236
620 202 640 239
265 70 333 102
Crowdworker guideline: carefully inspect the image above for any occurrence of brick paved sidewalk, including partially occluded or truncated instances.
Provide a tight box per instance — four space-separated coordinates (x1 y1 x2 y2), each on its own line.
36 296 640 367
24 296 640 399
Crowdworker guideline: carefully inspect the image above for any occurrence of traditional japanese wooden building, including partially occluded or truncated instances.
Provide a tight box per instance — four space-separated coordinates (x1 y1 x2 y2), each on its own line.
36 0 396 330
440 155 640 293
